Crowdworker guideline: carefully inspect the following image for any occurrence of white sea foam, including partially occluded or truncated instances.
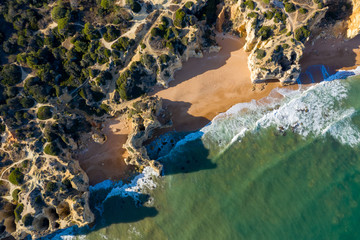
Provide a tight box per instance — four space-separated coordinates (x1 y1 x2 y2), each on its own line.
104 166 159 202
200 78 360 151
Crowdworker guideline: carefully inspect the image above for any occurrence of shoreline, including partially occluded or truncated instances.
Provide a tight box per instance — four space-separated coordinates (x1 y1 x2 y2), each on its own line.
152 34 284 133
78 31 360 186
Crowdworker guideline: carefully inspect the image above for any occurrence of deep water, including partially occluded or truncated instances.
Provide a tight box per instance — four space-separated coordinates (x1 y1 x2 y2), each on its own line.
49 73 360 240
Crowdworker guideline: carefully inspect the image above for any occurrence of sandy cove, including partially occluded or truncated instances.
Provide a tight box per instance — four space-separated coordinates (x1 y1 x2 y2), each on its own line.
152 34 283 132
78 32 360 185
76 115 135 185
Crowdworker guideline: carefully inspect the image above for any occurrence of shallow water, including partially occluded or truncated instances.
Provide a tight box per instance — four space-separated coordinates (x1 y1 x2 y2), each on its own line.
50 74 360 240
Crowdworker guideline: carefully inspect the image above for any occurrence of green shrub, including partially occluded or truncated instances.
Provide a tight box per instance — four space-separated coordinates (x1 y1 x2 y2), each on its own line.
46 181 57 192
9 168 24 185
264 11 274 19
284 3 296 13
294 26 310 42
185 1 194 9
282 43 290 49
0 64 22 86
262 0 270 4
22 214 33 227
174 9 186 28
299 8 308 14
101 0 111 9
126 0 141 13
244 0 255 10
44 142 60 156
12 189 21 202
37 106 53 120
257 26 272 41
255 49 266 59
51 5 67 21
247 12 258 18
14 203 24 223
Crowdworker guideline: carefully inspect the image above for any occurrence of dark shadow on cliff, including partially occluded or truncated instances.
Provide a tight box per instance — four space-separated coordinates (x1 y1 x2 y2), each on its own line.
151 35 245 94
145 99 217 175
298 34 360 84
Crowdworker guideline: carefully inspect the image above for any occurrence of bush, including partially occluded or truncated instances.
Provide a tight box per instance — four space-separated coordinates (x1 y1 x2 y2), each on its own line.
244 0 255 10
257 26 272 41
282 43 290 49
284 3 296 13
295 26 310 42
174 9 186 28
20 97 35 108
103 26 121 42
101 0 111 9
9 168 24 185
12 189 21 202
262 0 270 4
22 214 34 227
255 49 266 59
0 64 22 86
44 142 60 156
37 106 53 120
299 8 308 14
51 5 67 21
247 12 258 18
264 11 274 19
185 1 194 9
46 181 57 192
14 203 24 223
126 0 141 13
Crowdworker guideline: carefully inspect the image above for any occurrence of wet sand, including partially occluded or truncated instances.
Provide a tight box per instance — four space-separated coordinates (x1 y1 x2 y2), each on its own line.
76 116 135 185
79 31 360 185
153 34 283 132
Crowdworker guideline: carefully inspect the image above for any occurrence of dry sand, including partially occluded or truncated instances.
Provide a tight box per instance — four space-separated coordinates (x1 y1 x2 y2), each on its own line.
76 115 135 185
152 34 283 132
78 31 360 185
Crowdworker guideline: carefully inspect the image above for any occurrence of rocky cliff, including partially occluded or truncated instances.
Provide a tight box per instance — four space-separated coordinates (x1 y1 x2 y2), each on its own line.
347 0 360 38
218 0 359 84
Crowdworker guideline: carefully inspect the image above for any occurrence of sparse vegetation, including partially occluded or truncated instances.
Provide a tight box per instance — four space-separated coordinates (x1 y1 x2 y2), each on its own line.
257 26 272 41
14 203 24 223
284 3 296 13
37 106 53 120
295 26 311 42
255 49 266 59
12 189 21 202
9 168 24 185
243 0 256 10
44 142 60 156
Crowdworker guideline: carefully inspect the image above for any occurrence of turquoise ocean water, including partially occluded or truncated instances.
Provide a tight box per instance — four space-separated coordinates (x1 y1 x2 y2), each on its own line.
47 70 360 240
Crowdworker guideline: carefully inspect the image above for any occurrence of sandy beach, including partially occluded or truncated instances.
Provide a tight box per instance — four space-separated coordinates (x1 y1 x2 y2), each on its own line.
78 32 360 185
76 115 135 185
152 34 283 132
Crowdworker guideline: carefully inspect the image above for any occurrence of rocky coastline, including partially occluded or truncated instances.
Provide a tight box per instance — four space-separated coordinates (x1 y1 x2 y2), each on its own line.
0 0 360 239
